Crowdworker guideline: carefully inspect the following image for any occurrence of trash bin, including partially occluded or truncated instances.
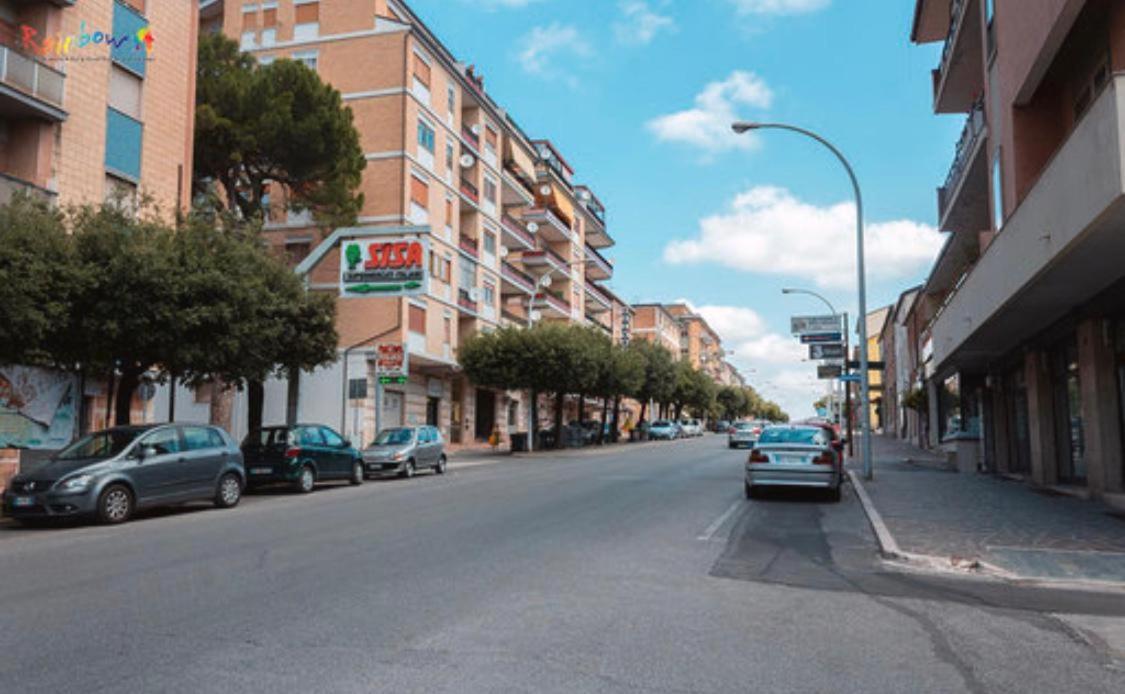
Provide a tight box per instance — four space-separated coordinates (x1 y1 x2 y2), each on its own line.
510 432 529 452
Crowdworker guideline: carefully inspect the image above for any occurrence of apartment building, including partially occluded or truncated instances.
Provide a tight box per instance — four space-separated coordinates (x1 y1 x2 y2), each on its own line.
666 304 726 382
631 304 683 357
200 0 620 446
0 0 197 485
910 0 1125 500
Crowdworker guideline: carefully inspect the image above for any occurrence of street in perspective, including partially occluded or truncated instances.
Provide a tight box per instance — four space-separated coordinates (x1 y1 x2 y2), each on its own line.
3 1 1125 692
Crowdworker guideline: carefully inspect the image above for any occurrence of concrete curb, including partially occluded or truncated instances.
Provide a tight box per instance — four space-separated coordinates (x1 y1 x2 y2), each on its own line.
846 469 903 560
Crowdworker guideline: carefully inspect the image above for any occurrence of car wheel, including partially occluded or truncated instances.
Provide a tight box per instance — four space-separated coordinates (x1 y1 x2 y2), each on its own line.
294 465 315 494
744 481 756 500
401 460 415 479
828 484 842 503
435 455 447 475
97 484 134 524
215 473 242 509
350 461 364 486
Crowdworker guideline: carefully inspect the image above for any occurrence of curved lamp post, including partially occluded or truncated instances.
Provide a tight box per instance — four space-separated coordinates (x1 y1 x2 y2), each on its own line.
733 121 873 480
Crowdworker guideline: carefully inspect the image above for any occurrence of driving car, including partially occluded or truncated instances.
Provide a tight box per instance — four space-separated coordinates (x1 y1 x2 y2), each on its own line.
744 424 845 502
728 421 764 448
647 420 680 440
2 424 245 525
679 419 704 437
363 426 447 478
242 424 363 493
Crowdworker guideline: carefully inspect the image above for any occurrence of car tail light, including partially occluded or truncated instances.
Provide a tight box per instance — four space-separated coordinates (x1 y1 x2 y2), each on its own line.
748 449 769 464
285 447 301 459
812 452 835 466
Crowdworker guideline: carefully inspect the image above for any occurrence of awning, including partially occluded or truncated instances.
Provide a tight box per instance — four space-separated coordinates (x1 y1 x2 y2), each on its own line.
504 139 537 184
537 183 575 228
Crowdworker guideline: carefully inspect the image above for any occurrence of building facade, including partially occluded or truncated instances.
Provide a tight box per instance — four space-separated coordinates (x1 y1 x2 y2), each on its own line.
665 304 726 383
631 304 683 358
911 0 1125 499
200 0 621 447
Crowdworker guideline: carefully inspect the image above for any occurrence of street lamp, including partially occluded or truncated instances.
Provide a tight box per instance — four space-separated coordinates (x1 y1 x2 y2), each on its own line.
734 121 873 480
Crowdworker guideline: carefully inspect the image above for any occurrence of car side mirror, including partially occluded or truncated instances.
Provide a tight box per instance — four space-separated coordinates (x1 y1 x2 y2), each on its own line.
134 446 157 460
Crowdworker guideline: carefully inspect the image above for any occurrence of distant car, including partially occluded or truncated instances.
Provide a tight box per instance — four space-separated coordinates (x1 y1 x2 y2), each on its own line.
3 424 245 525
745 424 844 502
728 421 763 449
242 424 363 493
678 420 701 437
713 420 731 433
648 420 679 440
363 426 447 478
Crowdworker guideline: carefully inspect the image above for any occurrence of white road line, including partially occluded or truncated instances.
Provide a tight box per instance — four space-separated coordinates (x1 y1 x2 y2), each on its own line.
697 499 744 542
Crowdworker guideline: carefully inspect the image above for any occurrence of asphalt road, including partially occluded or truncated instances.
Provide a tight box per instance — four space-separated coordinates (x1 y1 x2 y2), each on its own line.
2 436 1123 693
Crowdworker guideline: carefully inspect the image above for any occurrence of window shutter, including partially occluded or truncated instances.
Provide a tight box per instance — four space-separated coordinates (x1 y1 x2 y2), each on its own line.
263 8 278 27
295 2 319 24
485 127 498 149
242 11 258 30
410 175 428 207
414 54 432 87
409 305 427 334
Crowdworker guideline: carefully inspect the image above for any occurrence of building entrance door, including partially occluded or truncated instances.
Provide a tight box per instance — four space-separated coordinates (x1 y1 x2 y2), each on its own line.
1005 367 1031 475
1052 338 1085 484
426 397 440 427
475 389 496 442
382 391 403 430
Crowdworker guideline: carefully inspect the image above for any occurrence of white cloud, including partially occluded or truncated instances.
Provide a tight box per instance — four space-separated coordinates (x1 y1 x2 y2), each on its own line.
647 71 773 156
516 23 593 86
728 0 830 15
663 186 943 289
474 0 543 9
614 1 676 45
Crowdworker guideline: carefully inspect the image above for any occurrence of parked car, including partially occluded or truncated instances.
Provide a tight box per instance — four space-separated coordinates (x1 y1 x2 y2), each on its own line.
363 426 447 478
2 424 245 526
728 421 763 449
679 419 703 437
713 420 731 433
744 424 845 502
242 424 363 493
648 420 680 440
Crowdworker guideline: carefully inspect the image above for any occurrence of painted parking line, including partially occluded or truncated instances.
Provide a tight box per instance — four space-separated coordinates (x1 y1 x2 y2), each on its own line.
697 498 745 542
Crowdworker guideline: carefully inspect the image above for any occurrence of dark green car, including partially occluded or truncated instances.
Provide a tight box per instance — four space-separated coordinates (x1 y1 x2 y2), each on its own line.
241 425 364 493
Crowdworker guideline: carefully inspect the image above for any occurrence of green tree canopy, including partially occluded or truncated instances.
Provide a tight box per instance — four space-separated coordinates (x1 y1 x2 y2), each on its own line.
627 340 677 421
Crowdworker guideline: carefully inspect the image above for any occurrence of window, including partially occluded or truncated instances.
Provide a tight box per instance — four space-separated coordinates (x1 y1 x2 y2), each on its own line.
240 31 256 49
445 143 454 173
292 51 317 71
409 304 427 334
430 251 451 282
112 0 148 77
105 174 137 210
320 427 345 447
261 28 276 46
459 256 476 291
296 426 325 446
990 153 1004 230
483 281 496 306
413 52 431 87
443 317 452 343
294 0 319 40
417 119 435 154
262 1 278 27
444 197 454 230
138 428 183 456
483 175 498 204
285 240 311 265
482 231 496 256
183 426 224 451
447 85 456 115
106 107 143 181
258 55 275 66
410 174 429 207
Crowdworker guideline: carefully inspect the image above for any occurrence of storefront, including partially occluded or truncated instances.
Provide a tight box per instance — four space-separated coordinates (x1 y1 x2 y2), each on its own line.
1051 336 1085 484
1003 365 1032 475
1117 321 1125 481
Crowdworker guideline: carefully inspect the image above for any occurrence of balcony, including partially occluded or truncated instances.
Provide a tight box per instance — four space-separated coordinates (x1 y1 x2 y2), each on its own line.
521 207 572 243
0 171 56 205
501 168 535 207
0 45 66 122
929 74 1125 371
501 213 535 250
458 234 479 258
931 0 984 114
584 281 612 314
457 288 478 314
518 248 569 276
460 124 481 153
535 290 570 317
501 261 536 295
459 177 479 205
584 243 613 281
937 98 989 233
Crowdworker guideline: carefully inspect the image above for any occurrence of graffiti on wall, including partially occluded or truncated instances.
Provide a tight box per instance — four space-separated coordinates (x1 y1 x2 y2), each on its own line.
0 367 77 450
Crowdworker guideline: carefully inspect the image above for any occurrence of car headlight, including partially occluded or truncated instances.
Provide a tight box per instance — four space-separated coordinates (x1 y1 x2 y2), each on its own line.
391 451 405 461
58 474 96 492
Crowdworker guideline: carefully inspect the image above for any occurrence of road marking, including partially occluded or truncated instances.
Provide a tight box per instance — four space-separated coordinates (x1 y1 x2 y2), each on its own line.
697 499 744 542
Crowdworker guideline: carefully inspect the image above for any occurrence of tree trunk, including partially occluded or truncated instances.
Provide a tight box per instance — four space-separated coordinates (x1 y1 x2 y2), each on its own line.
638 400 648 423
577 392 586 422
554 392 566 450
285 366 300 426
104 370 117 428
611 396 621 443
167 373 177 422
209 381 234 431
247 380 265 432
76 370 87 439
674 403 683 422
530 388 539 450
114 369 141 426
598 398 609 445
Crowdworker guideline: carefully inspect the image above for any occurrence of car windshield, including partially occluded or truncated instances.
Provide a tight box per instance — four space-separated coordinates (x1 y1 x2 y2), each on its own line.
757 428 829 446
56 429 141 461
373 428 414 446
734 422 755 430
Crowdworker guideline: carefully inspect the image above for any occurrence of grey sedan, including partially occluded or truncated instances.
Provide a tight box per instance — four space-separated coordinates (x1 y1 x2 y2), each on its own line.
2 424 245 525
363 426 447 479
744 425 844 501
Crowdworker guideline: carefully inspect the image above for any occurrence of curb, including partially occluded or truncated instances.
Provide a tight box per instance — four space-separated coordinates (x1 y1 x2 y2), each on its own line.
846 469 903 560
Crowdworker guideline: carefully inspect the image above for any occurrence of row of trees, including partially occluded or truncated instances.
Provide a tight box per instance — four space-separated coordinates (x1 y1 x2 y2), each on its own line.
459 323 787 449
716 385 788 424
0 196 338 427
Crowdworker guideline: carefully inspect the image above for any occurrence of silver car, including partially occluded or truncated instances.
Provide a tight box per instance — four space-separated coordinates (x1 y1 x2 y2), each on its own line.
728 421 764 449
362 426 447 479
744 425 844 501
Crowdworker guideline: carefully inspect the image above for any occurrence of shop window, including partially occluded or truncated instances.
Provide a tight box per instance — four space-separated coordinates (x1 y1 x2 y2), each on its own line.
1052 338 1085 483
939 374 961 440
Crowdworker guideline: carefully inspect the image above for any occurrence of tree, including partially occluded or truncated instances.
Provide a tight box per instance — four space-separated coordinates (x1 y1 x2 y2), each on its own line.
716 386 748 421
600 345 644 444
670 362 716 421
627 340 676 423
194 32 365 229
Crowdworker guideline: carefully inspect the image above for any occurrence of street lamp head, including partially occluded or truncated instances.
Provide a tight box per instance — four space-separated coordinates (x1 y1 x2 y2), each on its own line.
781 288 797 295
731 122 760 134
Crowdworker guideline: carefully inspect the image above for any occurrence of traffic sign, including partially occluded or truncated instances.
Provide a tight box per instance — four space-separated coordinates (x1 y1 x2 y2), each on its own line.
839 373 862 383
799 332 843 345
809 344 846 360
817 365 842 380
791 314 842 335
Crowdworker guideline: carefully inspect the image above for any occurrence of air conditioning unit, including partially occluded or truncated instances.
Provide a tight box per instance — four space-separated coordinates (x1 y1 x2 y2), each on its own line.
468 287 481 301
459 153 476 169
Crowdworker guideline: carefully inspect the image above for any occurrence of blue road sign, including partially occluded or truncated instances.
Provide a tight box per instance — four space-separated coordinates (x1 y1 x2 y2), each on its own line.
839 373 861 383
800 332 843 345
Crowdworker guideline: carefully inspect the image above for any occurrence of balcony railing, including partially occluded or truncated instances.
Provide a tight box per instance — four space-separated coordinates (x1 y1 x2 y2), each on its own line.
584 243 613 275
459 177 479 203
501 213 535 248
0 171 56 205
501 261 535 293
938 97 986 217
457 288 478 313
585 281 612 310
537 290 570 314
937 0 968 84
523 207 572 242
458 235 479 257
0 45 66 116
461 124 480 151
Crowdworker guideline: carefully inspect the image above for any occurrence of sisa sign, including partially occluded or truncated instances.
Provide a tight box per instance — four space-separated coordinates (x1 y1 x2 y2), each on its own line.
340 238 427 297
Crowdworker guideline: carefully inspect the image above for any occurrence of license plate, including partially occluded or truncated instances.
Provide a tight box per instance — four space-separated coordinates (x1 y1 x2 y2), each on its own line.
12 496 34 508
250 467 273 475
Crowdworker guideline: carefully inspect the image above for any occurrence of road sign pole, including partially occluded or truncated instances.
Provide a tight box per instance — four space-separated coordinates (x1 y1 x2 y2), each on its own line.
845 312 854 458
375 371 383 438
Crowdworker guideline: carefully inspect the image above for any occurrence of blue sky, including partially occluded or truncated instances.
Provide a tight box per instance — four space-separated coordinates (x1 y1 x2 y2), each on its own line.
408 0 956 417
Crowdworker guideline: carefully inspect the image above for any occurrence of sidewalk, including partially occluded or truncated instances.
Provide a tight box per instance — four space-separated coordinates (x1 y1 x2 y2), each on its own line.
849 435 1125 585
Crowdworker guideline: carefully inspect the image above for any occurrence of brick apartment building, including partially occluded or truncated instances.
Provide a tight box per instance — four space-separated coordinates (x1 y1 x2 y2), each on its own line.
0 0 198 484
903 0 1125 502
195 0 628 446
666 304 726 383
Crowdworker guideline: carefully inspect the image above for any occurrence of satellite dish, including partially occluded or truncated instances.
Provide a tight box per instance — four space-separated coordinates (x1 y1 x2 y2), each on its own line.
499 246 509 259
526 222 539 233
471 124 482 135
459 153 475 169
530 309 542 322
537 146 551 160
579 190 591 201
539 274 553 288
539 184 552 196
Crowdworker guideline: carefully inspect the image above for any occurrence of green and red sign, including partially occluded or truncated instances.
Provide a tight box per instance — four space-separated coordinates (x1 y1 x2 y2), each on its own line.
340 238 427 297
